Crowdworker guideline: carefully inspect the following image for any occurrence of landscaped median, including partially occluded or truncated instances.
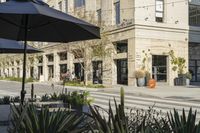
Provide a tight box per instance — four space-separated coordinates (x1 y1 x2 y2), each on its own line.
64 80 105 88
0 77 37 83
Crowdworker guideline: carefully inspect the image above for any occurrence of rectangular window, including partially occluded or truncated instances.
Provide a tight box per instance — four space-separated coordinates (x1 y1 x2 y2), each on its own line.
65 0 68 13
74 0 85 8
116 42 128 53
114 1 120 24
97 9 102 25
155 0 164 22
58 1 62 11
38 56 43 63
72 49 83 59
47 54 54 62
189 5 200 26
59 52 68 61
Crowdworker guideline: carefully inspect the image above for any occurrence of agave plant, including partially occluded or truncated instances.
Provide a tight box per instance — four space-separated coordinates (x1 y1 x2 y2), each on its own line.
88 87 129 133
8 104 90 133
89 87 181 133
167 108 200 133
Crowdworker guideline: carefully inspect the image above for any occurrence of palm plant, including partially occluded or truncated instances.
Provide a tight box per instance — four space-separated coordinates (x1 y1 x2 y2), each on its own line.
8 104 89 133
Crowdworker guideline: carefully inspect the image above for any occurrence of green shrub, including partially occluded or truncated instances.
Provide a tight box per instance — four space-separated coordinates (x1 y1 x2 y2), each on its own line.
0 96 11 104
0 77 36 83
65 80 105 88
167 108 200 133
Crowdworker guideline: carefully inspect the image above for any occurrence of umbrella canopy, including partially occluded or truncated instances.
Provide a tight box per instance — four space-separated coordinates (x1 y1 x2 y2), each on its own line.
0 38 42 53
0 0 100 104
0 0 100 42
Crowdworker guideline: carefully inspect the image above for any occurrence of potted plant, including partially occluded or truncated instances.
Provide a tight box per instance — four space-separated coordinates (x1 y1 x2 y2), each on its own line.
70 91 92 113
169 50 187 86
185 72 192 86
135 70 145 87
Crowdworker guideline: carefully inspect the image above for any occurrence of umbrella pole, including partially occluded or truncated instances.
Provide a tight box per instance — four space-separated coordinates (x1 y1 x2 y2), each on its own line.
21 15 29 105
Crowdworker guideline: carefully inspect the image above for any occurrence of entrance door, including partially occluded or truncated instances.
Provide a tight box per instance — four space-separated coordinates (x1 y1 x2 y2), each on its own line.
30 67 34 78
152 55 167 82
17 68 20 78
93 61 103 84
38 66 43 79
74 63 84 81
60 64 67 80
189 59 200 82
117 59 128 85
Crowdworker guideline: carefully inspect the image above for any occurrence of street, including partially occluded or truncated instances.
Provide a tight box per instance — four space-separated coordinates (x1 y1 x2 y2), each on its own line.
1 80 200 119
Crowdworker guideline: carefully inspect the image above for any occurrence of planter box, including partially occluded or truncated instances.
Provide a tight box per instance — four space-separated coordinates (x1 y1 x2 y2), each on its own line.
174 77 186 86
137 78 145 87
71 105 90 114
0 105 11 126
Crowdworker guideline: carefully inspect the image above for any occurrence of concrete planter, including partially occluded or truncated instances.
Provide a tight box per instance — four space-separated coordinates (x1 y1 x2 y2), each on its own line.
0 104 11 124
174 77 186 86
137 78 145 87
186 78 190 86
71 104 90 114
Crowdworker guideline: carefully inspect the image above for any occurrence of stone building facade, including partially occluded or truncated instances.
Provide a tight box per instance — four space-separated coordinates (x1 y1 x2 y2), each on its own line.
0 0 200 86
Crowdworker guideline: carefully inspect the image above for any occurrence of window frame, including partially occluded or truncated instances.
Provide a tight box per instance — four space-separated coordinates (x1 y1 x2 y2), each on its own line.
155 0 164 23
114 1 120 25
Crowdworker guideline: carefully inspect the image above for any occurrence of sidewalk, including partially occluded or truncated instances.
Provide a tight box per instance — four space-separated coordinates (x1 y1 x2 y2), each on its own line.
100 85 200 102
38 81 200 102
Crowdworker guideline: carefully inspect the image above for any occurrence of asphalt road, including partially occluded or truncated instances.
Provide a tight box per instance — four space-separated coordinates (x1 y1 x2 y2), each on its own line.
0 80 64 98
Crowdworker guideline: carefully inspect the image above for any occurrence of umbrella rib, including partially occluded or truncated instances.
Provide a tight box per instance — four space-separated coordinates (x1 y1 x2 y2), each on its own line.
0 16 22 28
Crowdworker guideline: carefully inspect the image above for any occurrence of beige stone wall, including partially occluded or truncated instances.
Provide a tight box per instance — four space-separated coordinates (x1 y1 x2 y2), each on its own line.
135 27 188 86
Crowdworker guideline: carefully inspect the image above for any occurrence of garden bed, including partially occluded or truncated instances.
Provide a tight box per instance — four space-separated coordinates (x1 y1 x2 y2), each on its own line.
0 77 37 83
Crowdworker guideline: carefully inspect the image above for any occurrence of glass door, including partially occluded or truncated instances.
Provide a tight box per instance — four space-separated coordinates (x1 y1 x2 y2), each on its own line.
152 55 167 82
117 59 128 85
93 61 103 84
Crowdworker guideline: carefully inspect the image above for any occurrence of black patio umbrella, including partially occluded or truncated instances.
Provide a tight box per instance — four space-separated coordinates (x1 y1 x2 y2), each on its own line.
0 38 41 53
0 0 100 104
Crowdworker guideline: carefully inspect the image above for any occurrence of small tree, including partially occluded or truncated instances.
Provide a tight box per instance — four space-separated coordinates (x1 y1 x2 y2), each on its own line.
168 50 186 75
62 11 112 86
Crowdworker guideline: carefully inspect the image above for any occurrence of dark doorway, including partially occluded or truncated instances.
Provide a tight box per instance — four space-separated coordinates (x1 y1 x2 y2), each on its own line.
38 66 43 79
189 59 200 82
117 59 128 85
60 64 67 80
74 63 84 81
30 67 34 78
93 61 103 84
152 55 167 82
17 67 20 78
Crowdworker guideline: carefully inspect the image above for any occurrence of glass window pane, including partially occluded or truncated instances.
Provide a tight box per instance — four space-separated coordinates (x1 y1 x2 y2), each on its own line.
156 1 163 12
189 60 195 66
156 12 163 17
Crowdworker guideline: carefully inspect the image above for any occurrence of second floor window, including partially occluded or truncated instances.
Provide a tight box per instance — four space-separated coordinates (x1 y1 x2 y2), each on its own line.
114 1 120 24
74 0 85 8
38 56 43 63
155 0 164 22
65 0 68 13
116 42 128 53
47 54 54 62
59 52 68 61
58 1 62 11
189 5 200 26
97 9 102 25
